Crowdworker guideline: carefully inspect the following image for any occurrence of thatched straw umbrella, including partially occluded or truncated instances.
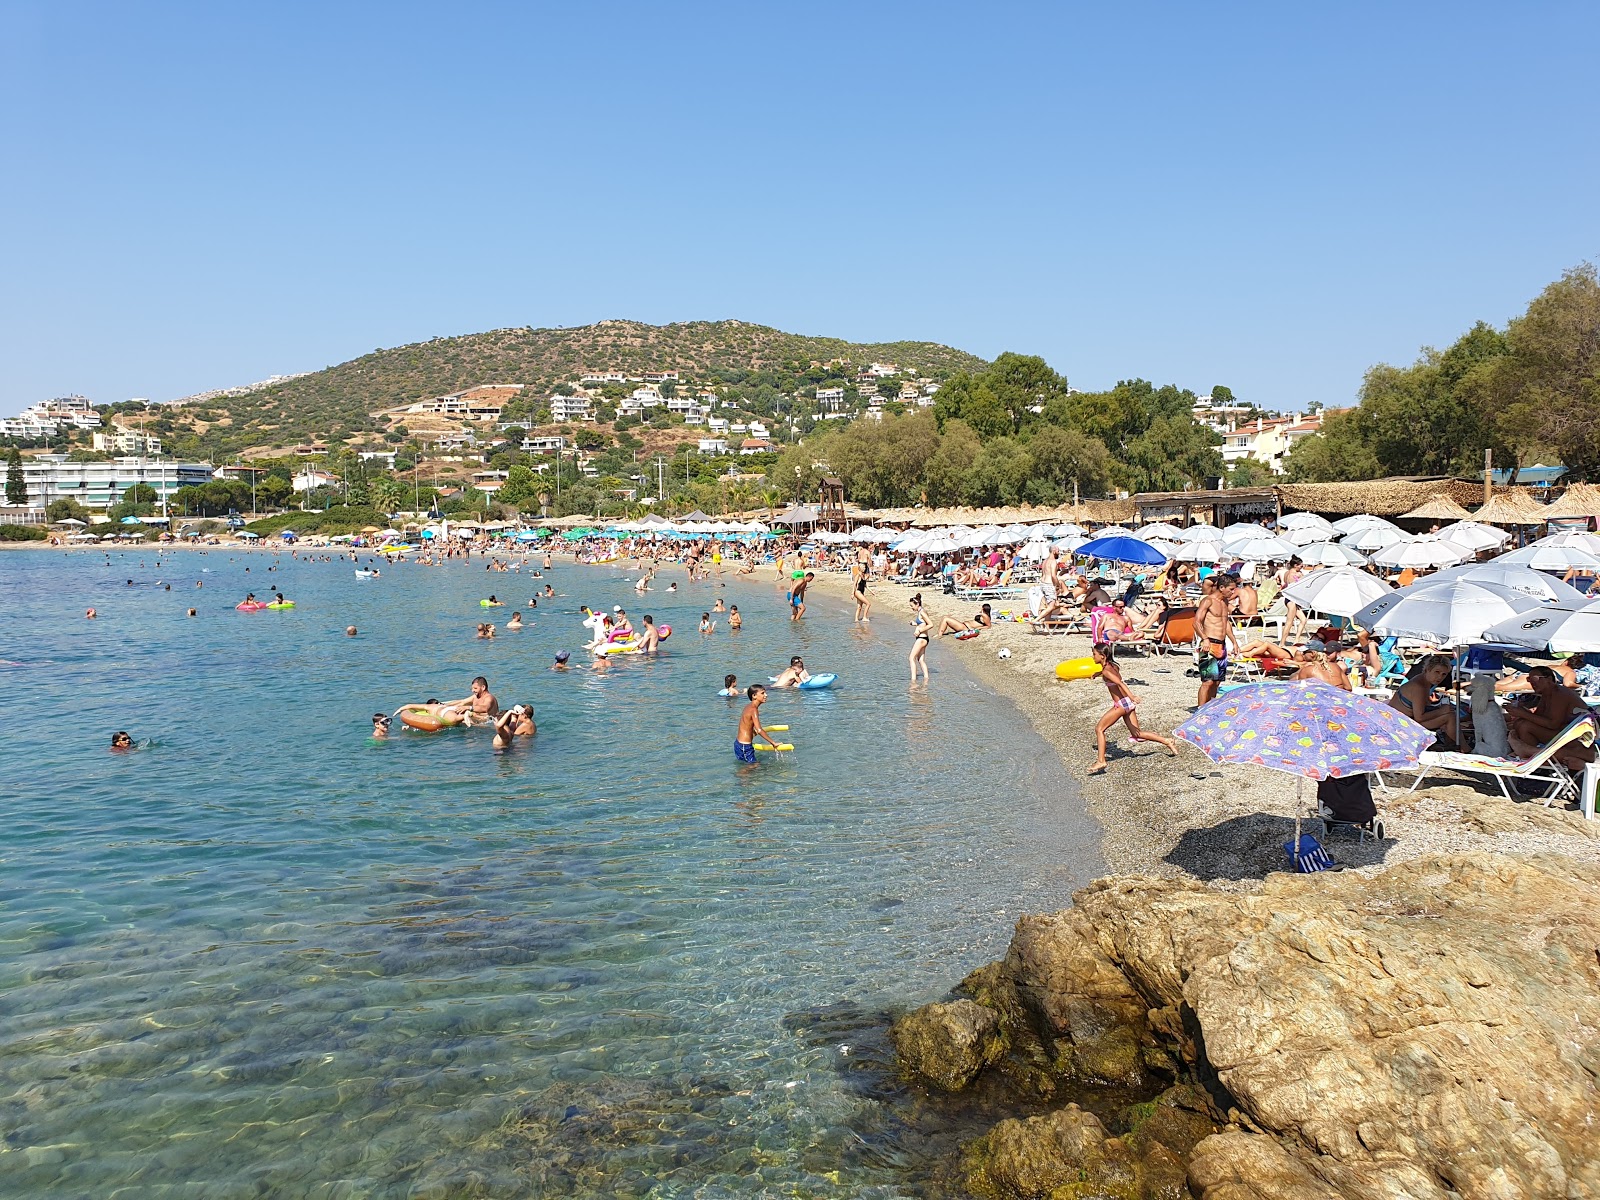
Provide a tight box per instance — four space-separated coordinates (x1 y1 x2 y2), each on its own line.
1399 494 1474 522
1543 482 1600 520
1473 489 1550 526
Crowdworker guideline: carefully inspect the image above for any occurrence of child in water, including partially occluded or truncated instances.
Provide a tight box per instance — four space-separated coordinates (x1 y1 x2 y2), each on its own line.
718 674 739 697
734 685 783 763
699 613 714 634
728 606 742 630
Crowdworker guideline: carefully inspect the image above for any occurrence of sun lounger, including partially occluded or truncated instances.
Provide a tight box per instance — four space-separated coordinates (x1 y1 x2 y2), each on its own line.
1398 713 1597 805
1153 607 1198 656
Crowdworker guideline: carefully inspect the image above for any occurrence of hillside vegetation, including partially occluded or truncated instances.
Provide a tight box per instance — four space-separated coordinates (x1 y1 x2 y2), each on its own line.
163 320 989 457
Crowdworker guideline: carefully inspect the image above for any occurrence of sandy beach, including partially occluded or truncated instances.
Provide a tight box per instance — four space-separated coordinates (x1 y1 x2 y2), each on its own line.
794 564 1600 888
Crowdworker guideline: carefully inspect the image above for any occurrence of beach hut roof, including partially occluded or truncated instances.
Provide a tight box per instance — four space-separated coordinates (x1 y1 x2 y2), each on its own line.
1472 489 1551 526
1399 493 1474 522
1275 478 1486 517
1543 481 1600 520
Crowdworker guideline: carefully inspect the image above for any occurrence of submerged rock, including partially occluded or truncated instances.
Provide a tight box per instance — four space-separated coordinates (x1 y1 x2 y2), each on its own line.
896 852 1600 1200
893 1000 1006 1093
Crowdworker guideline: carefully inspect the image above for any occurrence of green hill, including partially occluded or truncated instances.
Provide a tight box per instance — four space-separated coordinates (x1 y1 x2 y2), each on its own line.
167 320 990 457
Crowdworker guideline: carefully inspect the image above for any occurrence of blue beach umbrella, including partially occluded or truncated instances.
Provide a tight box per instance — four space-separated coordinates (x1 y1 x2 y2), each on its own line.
1073 534 1169 566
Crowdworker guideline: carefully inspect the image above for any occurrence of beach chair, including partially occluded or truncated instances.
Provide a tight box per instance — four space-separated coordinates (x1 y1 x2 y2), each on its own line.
1399 713 1597 805
1371 638 1408 689
1154 607 1198 655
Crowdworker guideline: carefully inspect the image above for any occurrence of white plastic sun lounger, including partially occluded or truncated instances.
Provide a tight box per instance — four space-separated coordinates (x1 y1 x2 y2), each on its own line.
1400 714 1596 806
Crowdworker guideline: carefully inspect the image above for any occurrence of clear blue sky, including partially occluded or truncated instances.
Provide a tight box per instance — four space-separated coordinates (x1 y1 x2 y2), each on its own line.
2 1 1596 413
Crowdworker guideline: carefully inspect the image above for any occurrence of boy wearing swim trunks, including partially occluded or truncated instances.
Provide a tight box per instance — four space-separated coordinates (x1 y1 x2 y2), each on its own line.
735 685 782 762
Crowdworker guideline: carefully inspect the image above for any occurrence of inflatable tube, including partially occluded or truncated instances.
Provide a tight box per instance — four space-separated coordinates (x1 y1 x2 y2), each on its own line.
236 601 267 611
600 642 641 656
355 570 377 578
397 704 463 732
265 601 295 609
754 743 795 752
1054 657 1102 681
954 629 979 640
658 625 671 640
480 599 503 607
798 673 837 690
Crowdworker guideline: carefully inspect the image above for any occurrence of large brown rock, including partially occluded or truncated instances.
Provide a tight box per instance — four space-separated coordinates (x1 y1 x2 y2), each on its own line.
904 853 1600 1200
962 1103 1189 1200
892 998 1005 1092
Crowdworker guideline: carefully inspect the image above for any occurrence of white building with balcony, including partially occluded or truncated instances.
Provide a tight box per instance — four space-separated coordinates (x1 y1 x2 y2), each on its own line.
4 454 213 515
549 395 592 422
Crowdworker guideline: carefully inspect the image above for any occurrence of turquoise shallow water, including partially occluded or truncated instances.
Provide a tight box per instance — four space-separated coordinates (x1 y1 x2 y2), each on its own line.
0 547 1102 1196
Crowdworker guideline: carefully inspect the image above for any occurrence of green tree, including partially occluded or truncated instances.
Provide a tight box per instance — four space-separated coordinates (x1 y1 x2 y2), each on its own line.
1495 264 1600 477
825 412 940 507
1209 384 1236 406
1123 415 1224 492
5 447 24 506
1227 458 1278 487
1026 424 1115 499
924 419 981 504
45 497 90 522
1284 409 1383 481
498 464 540 507
961 437 1034 506
985 352 1068 431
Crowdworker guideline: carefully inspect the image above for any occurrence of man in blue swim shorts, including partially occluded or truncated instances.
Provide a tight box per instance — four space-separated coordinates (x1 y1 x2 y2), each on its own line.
735 684 779 762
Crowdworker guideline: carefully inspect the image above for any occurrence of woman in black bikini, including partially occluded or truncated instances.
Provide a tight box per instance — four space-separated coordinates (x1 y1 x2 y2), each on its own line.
909 593 931 683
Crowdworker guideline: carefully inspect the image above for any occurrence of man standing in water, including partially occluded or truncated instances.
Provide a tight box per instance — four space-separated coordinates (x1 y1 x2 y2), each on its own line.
1195 575 1239 708
734 684 783 763
790 571 813 621
637 614 660 652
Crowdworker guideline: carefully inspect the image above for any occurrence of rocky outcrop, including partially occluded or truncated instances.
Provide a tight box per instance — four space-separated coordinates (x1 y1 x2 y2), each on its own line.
896 853 1600 1200
893 999 1005 1092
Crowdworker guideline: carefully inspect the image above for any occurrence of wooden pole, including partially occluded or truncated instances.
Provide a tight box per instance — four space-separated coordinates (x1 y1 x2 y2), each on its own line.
1484 448 1493 508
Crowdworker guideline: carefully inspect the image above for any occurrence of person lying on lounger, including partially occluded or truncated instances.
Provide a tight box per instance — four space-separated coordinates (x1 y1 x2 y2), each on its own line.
1504 666 1597 770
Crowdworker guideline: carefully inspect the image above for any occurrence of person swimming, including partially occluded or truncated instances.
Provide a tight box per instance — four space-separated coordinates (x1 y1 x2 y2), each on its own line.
371 713 392 739
728 605 742 630
772 656 811 688
551 650 571 671
718 673 739 697
506 612 523 630
110 731 134 750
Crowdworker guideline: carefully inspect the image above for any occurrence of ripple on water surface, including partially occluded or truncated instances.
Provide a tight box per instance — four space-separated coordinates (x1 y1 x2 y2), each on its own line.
0 549 1102 1195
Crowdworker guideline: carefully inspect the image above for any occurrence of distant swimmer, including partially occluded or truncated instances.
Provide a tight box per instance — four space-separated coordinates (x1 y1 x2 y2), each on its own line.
719 673 740 697
346 626 358 636
591 648 611 672
506 612 524 630
551 650 571 671
772 656 811 688
713 599 725 612
492 703 535 749
86 608 97 619
110 731 134 751
734 685 783 763
371 712 392 739
485 595 502 606
637 614 660 652
728 605 742 630
188 608 197 617
1087 642 1179 775
666 582 678 593
699 613 714 634
543 585 555 597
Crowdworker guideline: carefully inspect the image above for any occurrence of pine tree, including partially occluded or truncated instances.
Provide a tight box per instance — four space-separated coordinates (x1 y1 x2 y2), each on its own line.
5 447 26 507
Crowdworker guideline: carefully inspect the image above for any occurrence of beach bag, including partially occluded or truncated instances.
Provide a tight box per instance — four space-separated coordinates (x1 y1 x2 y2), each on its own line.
1316 774 1376 825
1285 816 1336 873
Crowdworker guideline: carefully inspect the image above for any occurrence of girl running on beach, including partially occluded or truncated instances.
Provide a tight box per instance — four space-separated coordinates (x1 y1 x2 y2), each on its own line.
1088 641 1178 775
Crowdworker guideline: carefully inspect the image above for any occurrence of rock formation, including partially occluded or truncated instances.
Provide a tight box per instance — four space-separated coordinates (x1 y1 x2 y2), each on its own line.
893 853 1600 1199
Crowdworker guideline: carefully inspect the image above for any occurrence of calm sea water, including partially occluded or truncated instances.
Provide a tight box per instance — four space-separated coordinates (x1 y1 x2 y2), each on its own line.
0 547 1102 1197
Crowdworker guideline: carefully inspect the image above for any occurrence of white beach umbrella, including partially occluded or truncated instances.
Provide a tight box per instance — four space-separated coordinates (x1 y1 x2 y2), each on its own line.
1018 538 1051 562
921 534 962 555
1052 535 1090 553
1228 535 1299 562
1220 522 1275 545
1427 562 1587 603
1330 514 1393 535
1369 537 1474 569
1494 543 1600 572
1136 522 1184 541
850 526 882 542
1048 523 1088 537
1278 512 1334 532
891 530 931 552
1283 523 1337 546
1281 566 1396 618
1529 530 1600 556
1294 541 1370 567
1174 541 1222 563
1436 521 1510 552
1353 579 1550 647
1480 601 1600 653
1177 524 1225 543
1344 525 1410 552
1093 525 1135 539
1143 538 1184 560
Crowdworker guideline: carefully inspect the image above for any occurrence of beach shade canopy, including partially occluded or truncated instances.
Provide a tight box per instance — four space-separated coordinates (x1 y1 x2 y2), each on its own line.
1342 524 1409 552
1220 522 1276 545
1135 522 1184 541
1494 543 1600 572
237 531 261 539
1176 524 1225 543
1174 540 1222 563
1369 537 1473 569
1018 538 1052 562
1293 542 1370 567
1143 538 1183 560
1473 491 1550 526
1228 535 1299 562
1352 578 1549 647
1425 562 1587 603
1531 530 1600 555
67 531 98 540
1088 525 1136 539
1400 494 1476 523
1542 482 1600 520
677 509 713 523
52 517 87 526
1281 566 1396 618
1330 513 1394 535
1435 521 1510 552
1073 534 1169 565
1175 679 1433 781
1278 511 1333 529
920 534 963 554
772 505 820 526
1479 601 1600 654
1283 522 1337 546
850 526 891 543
